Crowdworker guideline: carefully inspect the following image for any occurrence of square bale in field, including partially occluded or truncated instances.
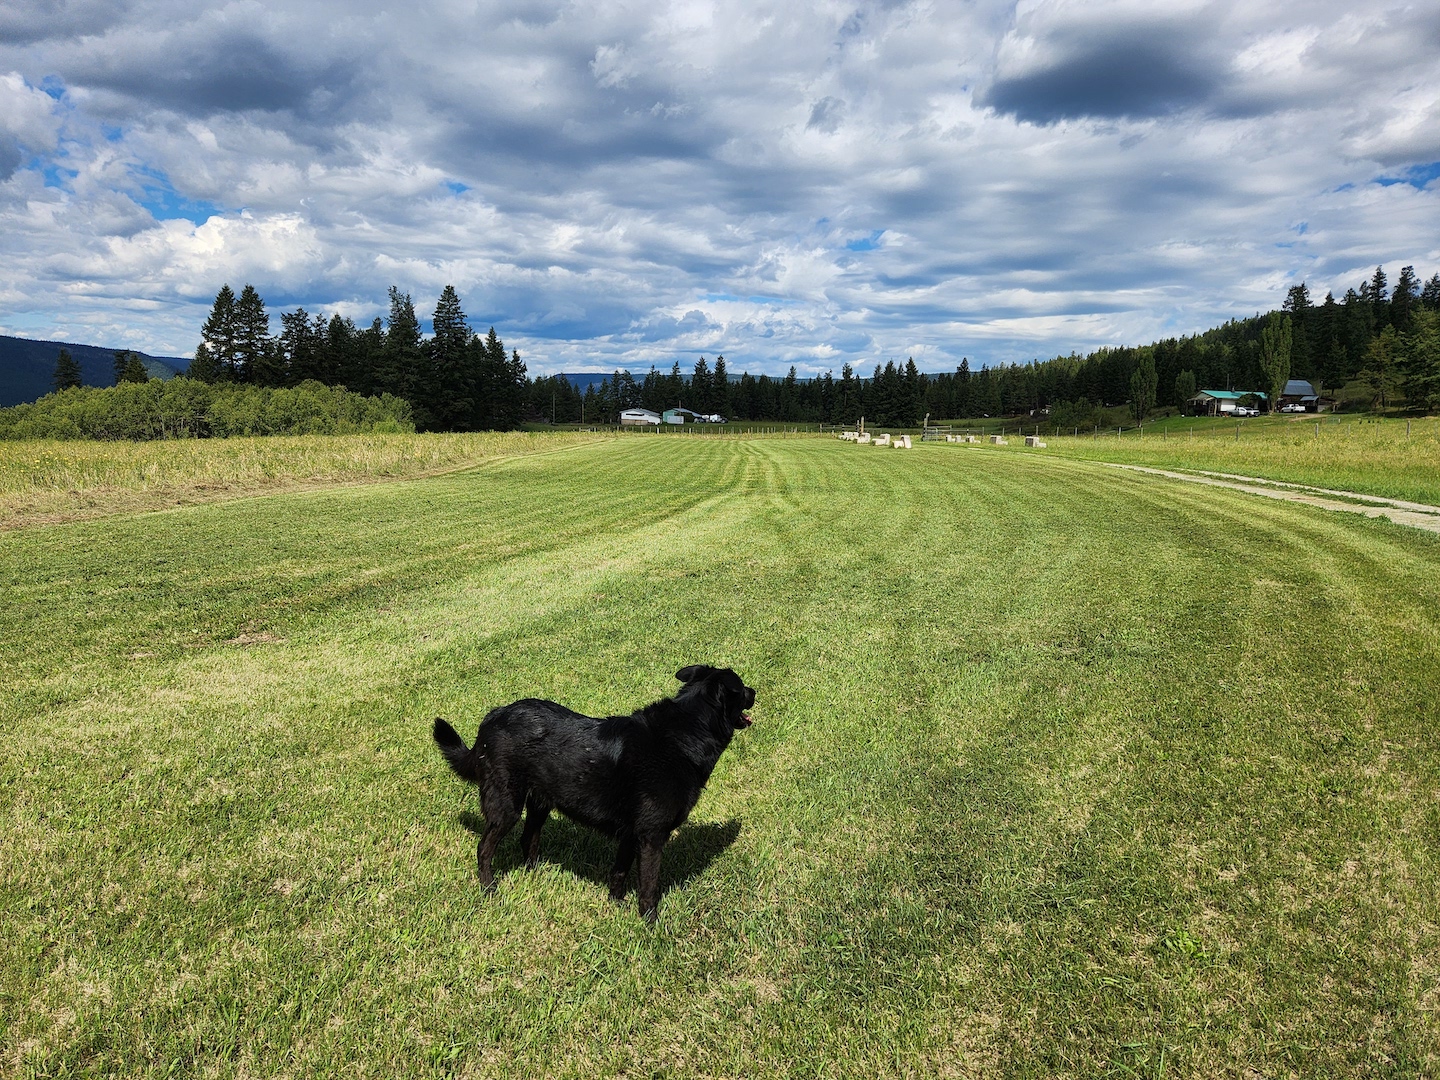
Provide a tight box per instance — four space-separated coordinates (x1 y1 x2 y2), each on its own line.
988 434 1007 445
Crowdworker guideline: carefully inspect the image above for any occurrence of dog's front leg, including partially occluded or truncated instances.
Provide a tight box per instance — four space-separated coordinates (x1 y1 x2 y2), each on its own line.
609 833 636 902
637 839 665 923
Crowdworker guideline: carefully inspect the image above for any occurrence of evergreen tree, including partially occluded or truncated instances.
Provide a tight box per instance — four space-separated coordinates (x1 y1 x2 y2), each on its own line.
712 355 730 417
1174 369 1197 409
199 284 239 380
1358 326 1400 409
1422 274 1440 310
1401 308 1440 412
1391 265 1419 332
954 358 972 417
1258 313 1292 412
52 348 82 391
665 362 684 409
903 357 922 424
233 284 271 383
691 357 713 412
1341 288 1374 378
837 362 859 423
249 336 286 387
379 287 422 398
354 318 386 397
1369 266 1389 330
422 285 473 430
1283 282 1312 375
187 343 223 383
1129 352 1158 421
114 350 150 384
281 308 322 384
325 314 358 389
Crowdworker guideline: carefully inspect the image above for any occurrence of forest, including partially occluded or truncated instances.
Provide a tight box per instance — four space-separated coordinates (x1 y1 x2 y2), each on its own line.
34 263 1440 433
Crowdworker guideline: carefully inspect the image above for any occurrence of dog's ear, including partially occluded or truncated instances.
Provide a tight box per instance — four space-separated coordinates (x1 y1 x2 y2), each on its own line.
675 665 713 684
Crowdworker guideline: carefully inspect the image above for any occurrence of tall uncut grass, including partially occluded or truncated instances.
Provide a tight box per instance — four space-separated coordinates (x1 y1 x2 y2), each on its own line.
0 431 612 528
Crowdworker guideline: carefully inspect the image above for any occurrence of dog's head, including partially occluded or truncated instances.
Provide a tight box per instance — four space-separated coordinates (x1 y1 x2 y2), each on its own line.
676 665 756 729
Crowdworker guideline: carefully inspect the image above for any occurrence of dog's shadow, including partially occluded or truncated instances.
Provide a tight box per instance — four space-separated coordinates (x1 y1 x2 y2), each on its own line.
458 811 741 896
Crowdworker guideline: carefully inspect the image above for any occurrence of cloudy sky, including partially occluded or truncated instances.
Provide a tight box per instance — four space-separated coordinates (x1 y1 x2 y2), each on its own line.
2 1 1438 375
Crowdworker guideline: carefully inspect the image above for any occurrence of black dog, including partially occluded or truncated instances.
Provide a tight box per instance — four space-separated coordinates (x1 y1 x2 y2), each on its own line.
433 665 756 921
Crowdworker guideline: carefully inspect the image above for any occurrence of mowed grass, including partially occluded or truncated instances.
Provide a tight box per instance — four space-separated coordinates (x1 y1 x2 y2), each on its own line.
1032 415 1440 507
2 438 1439 1078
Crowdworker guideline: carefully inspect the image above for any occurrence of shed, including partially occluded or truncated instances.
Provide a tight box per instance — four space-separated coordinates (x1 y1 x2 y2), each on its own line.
1188 389 1268 416
620 408 661 426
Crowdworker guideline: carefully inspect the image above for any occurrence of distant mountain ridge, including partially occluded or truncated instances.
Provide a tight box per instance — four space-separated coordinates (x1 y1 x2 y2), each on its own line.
0 335 186 407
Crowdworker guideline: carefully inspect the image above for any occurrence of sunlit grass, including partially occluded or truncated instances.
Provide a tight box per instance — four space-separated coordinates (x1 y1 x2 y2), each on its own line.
1007 414 1440 506
0 431 612 528
2 438 1438 1077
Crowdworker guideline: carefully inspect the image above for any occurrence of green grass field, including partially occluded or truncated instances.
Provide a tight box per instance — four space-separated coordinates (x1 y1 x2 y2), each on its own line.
3 436 1438 1078
1022 414 1440 508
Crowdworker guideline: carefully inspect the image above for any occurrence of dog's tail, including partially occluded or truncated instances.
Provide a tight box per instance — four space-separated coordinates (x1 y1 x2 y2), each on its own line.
433 717 481 784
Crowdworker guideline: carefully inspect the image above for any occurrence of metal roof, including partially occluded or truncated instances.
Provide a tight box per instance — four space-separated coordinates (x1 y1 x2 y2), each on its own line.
1192 389 1269 400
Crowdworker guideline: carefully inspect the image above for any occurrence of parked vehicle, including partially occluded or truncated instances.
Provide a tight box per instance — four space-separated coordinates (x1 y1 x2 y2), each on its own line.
1280 403 1306 413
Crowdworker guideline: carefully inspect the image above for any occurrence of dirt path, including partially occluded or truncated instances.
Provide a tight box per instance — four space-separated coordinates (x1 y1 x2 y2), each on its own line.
1101 463 1440 535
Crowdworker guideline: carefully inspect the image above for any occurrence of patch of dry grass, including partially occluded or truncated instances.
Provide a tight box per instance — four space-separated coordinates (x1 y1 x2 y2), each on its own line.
0 430 612 528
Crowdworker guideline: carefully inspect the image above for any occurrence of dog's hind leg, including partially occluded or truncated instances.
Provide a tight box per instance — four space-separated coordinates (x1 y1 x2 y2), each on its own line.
609 832 636 902
476 817 517 890
519 796 551 869
476 771 524 889
636 837 666 923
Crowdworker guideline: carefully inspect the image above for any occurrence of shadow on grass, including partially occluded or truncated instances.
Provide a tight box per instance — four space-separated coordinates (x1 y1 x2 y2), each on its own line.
458 811 741 895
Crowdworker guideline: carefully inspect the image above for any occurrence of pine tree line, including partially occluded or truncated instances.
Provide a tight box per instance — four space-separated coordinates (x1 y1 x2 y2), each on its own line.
186 283 527 431
164 261 1440 431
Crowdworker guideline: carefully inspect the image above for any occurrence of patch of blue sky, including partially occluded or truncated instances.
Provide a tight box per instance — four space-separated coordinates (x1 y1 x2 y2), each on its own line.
1294 221 1308 235
39 76 66 100
845 230 884 251
1375 162 1440 189
444 180 470 194
132 166 222 224
42 163 77 189
699 292 802 306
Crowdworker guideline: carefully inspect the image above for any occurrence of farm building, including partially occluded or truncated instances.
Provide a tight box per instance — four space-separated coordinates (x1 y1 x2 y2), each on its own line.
661 408 727 424
1279 380 1322 411
620 408 662 426
1187 389 1268 416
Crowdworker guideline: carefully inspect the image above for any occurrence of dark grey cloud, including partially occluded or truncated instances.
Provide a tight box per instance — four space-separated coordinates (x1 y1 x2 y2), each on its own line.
69 31 362 119
981 14 1224 123
807 96 845 133
0 134 19 180
983 39 1219 122
0 0 132 46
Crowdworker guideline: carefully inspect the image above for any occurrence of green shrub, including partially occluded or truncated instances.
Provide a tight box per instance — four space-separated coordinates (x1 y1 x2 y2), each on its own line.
0 379 414 440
